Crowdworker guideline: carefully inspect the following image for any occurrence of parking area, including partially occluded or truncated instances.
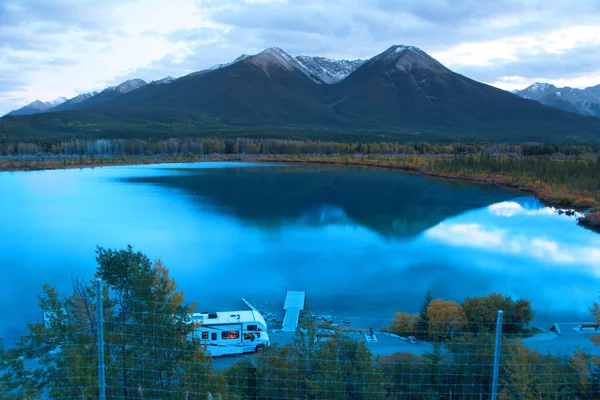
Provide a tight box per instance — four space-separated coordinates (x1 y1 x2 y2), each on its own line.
523 323 600 355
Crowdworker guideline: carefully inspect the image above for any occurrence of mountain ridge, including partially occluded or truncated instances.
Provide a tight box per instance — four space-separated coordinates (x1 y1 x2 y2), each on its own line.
7 97 67 116
2 45 600 143
514 82 600 118
4 50 366 116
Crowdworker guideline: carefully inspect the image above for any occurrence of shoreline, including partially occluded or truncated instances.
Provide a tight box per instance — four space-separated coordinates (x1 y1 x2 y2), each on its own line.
257 155 600 233
1 154 598 233
0 156 233 172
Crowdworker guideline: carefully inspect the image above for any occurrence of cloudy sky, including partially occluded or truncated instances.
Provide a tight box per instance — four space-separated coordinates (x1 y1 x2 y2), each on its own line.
2 0 600 115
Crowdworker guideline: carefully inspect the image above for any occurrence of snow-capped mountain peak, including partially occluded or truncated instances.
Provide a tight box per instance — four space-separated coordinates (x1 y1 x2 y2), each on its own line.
250 47 299 72
245 47 324 83
152 76 175 85
514 82 557 100
514 82 600 117
529 82 552 93
114 79 147 94
208 54 250 71
371 44 445 73
68 92 97 104
232 54 250 63
295 56 365 84
25 100 50 111
47 97 68 107
6 97 70 115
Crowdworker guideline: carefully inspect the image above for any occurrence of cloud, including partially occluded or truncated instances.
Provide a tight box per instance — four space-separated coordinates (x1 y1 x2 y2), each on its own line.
2 0 600 115
425 222 600 268
487 202 560 217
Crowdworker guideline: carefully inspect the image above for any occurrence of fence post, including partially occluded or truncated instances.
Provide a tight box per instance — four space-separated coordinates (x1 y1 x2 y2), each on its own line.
491 309 503 400
96 278 106 400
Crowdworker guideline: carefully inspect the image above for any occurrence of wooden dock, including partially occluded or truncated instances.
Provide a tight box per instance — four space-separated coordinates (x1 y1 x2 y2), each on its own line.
282 291 306 332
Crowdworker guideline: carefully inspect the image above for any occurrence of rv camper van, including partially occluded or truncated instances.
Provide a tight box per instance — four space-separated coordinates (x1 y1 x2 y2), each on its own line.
190 310 270 356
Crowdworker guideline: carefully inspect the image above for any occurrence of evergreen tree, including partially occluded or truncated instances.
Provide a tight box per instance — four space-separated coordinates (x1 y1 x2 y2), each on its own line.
416 288 434 339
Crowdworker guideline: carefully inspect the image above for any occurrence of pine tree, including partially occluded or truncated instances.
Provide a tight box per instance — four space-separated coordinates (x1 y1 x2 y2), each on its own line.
416 288 434 339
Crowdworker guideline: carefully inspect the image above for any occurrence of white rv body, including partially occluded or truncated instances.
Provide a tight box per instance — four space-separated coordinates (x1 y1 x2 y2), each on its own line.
190 310 270 357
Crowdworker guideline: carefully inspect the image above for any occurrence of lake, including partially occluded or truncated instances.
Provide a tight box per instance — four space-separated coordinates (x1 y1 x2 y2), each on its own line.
0 162 599 339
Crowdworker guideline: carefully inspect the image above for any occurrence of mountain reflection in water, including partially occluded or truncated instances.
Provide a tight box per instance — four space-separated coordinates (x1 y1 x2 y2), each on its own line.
0 162 598 339
123 164 517 237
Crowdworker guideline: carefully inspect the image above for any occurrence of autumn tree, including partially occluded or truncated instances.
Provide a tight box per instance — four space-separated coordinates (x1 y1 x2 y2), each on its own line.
0 246 217 399
463 293 533 334
388 312 418 337
0 278 113 398
499 340 580 399
426 299 467 338
590 300 600 350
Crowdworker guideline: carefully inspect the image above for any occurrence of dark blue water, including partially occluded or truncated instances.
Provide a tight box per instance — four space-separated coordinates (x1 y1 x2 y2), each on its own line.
0 162 598 340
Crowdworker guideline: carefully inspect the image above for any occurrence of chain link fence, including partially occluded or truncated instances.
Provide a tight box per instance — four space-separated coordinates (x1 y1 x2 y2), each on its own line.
1 279 599 399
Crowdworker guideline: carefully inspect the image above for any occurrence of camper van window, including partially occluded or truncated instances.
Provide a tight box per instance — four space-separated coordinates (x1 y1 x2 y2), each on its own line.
247 324 258 331
201 332 208 340
211 332 217 341
222 330 240 340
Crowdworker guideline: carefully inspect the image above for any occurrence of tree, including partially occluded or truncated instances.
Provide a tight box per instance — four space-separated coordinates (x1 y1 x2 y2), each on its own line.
591 301 600 350
0 246 217 399
388 312 418 337
498 340 539 400
95 246 216 398
426 299 467 338
446 333 496 397
463 293 533 334
416 289 434 339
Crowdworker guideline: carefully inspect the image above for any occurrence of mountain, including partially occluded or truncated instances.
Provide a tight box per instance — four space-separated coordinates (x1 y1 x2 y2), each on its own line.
208 54 250 71
7 79 149 116
7 97 67 116
109 78 147 94
47 79 148 112
3 45 600 143
152 76 175 85
295 56 365 84
325 45 599 139
243 47 323 83
98 47 335 125
49 92 98 112
514 82 600 118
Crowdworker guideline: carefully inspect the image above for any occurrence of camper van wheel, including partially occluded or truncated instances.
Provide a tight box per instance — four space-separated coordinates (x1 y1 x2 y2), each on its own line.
255 344 265 352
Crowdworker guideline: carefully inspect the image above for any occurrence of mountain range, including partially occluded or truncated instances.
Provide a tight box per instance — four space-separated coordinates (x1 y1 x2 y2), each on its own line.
2 45 600 143
7 97 68 116
5 52 366 117
514 82 600 118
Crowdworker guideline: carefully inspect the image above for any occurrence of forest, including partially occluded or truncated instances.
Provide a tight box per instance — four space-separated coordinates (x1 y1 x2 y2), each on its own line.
1 247 599 399
1 137 599 158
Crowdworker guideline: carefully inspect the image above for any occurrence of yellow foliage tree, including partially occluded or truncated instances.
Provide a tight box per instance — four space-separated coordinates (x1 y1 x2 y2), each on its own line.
389 312 418 337
426 299 467 338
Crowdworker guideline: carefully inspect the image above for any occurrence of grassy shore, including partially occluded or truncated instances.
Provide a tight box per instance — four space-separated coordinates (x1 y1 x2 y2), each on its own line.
1 153 598 233
0 155 235 172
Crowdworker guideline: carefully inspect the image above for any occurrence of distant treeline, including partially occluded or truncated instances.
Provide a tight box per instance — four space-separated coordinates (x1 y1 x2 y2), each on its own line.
1 137 599 157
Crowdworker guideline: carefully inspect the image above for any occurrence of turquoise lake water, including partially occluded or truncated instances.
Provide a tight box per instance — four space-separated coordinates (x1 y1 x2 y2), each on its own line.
0 162 598 338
